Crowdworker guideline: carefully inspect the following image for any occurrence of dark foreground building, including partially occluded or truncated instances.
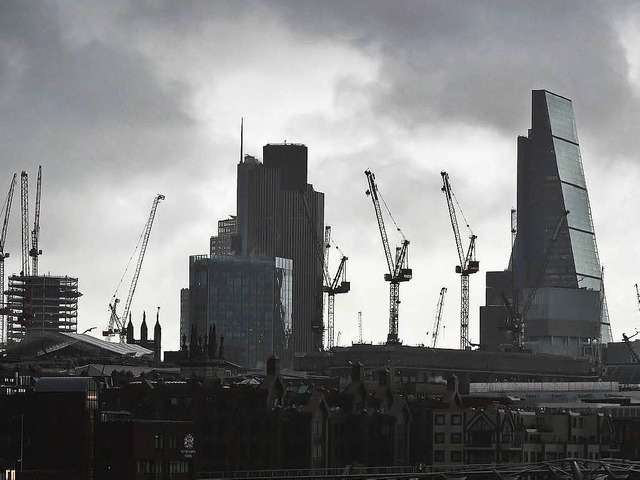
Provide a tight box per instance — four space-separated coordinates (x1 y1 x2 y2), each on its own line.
481 90 612 356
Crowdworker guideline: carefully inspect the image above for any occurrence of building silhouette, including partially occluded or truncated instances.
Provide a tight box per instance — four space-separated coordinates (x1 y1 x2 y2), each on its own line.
481 90 612 356
236 143 325 353
125 309 162 364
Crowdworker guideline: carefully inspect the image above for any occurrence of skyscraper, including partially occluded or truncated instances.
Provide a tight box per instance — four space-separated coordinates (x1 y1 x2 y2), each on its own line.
481 90 612 356
236 144 325 354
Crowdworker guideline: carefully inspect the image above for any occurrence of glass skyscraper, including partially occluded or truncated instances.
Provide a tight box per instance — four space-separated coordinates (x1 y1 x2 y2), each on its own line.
189 255 293 369
481 90 612 356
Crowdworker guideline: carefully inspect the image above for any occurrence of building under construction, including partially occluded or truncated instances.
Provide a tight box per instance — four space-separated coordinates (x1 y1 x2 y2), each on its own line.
5 274 81 343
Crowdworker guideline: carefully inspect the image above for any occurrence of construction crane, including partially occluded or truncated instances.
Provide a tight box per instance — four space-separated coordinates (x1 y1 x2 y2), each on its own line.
431 287 447 348
103 194 165 341
30 166 42 276
441 171 479 350
364 169 411 344
501 210 569 350
635 283 640 318
20 171 29 276
0 174 17 343
322 226 350 349
357 311 363 344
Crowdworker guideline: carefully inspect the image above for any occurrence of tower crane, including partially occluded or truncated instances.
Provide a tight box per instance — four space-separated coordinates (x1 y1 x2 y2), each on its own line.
30 166 43 276
441 171 479 350
431 287 447 348
103 194 165 341
365 169 411 344
322 226 350 350
501 210 569 350
20 171 29 276
357 311 363 344
0 174 17 343
299 189 350 350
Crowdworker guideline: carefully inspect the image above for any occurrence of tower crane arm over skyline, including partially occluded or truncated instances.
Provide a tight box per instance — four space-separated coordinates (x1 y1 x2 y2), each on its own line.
103 194 165 341
441 171 478 350
365 169 411 344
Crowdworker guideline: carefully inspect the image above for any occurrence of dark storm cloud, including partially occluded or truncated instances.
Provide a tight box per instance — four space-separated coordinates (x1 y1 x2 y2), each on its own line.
267 1 637 154
0 1 193 175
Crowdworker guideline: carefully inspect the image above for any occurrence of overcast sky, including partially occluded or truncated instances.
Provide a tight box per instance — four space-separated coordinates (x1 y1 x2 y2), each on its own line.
2 1 640 353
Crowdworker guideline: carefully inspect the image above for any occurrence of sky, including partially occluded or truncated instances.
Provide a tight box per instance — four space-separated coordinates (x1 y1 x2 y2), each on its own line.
2 1 640 353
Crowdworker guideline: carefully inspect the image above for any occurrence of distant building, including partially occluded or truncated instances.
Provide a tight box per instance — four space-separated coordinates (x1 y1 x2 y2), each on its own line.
125 309 162 364
236 144 325 353
4 274 81 343
189 254 293 369
210 215 238 257
481 90 611 356
180 287 189 344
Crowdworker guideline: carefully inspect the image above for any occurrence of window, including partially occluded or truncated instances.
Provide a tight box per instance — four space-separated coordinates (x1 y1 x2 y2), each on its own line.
451 432 462 444
451 450 462 462
434 414 445 425
434 450 445 462
434 432 445 443
154 435 164 449
451 414 462 425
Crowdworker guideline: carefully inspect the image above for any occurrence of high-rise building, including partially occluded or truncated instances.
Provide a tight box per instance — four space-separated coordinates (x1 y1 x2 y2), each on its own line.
189 255 293 369
5 274 81 343
180 287 189 345
236 144 325 353
481 90 612 356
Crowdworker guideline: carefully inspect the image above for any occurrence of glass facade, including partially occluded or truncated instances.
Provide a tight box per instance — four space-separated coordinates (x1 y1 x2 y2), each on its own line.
189 255 293 369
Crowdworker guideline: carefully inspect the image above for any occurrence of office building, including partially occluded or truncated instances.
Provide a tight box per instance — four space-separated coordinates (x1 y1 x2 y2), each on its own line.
189 254 293 369
481 90 612 356
236 144 325 353
210 215 238 257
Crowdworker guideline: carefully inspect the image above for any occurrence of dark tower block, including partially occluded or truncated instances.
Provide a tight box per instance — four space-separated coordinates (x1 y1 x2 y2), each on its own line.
235 144 325 355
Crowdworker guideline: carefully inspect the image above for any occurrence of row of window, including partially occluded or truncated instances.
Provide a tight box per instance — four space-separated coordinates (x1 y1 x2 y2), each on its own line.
434 432 462 443
434 413 462 425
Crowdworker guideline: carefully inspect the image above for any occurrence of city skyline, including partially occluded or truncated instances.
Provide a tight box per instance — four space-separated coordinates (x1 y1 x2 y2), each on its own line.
3 2 640 352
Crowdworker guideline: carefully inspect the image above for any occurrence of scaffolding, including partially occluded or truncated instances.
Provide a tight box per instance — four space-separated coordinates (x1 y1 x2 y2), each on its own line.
5 274 81 343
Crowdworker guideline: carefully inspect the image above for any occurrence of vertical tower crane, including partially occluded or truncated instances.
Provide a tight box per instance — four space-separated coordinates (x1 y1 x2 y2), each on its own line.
365 169 412 344
357 311 363 344
20 172 29 276
431 287 447 348
441 171 479 350
103 194 165 341
0 174 17 343
30 166 43 276
322 226 350 349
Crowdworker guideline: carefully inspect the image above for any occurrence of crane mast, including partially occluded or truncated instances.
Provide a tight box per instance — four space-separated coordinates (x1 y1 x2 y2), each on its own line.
0 174 17 344
441 171 479 350
431 287 447 348
365 169 411 344
357 311 363 344
30 166 42 276
103 194 165 341
20 172 29 277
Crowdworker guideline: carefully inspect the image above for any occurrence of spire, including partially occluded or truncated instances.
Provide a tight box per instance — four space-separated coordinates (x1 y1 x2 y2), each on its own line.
141 311 148 342
154 306 161 331
126 313 134 344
